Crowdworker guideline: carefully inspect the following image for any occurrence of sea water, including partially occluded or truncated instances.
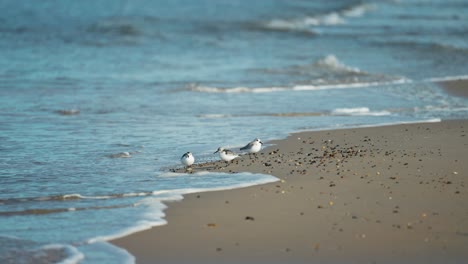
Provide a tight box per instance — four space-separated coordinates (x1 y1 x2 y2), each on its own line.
1 0 468 263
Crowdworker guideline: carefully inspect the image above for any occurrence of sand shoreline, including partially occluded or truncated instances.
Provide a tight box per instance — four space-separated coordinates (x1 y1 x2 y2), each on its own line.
112 119 468 264
111 79 468 264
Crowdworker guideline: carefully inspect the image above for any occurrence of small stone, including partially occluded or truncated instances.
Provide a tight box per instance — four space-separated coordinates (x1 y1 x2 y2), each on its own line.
314 243 320 251
245 216 255 221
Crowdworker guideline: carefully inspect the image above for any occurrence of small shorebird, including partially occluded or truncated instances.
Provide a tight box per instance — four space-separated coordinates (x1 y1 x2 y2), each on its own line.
180 152 195 168
214 147 239 163
240 138 263 154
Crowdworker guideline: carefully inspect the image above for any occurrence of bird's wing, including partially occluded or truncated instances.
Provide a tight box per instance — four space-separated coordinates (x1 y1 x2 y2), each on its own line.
240 142 253 150
224 149 237 155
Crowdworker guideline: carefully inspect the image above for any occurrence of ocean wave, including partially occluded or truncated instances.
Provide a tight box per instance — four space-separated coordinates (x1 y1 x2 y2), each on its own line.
253 54 408 85
41 244 85 264
0 191 154 205
0 203 136 216
331 107 391 116
188 78 410 94
198 108 391 120
259 3 375 32
425 75 468 83
414 105 468 113
0 237 84 264
88 172 278 244
107 151 132 158
186 54 409 94
314 54 361 73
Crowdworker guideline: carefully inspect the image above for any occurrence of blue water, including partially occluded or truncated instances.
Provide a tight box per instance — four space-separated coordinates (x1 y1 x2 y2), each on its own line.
1 0 468 263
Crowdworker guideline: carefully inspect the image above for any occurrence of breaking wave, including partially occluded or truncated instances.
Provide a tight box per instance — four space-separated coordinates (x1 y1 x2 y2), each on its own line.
198 107 392 119
0 192 154 205
0 237 84 264
188 78 410 94
331 107 391 116
313 54 361 73
259 3 375 32
187 54 409 94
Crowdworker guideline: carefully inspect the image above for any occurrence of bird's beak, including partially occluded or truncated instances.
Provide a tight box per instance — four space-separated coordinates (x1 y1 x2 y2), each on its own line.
260 141 264 145
214 150 219 154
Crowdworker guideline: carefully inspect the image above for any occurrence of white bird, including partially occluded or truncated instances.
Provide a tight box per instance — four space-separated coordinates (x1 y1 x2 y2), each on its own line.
180 152 195 167
240 138 263 154
214 147 239 162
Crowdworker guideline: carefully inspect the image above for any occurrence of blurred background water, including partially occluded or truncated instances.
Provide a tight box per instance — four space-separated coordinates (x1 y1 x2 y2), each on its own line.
1 0 468 263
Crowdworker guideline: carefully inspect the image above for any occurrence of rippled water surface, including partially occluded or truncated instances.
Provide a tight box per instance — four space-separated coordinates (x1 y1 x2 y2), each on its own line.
1 0 468 263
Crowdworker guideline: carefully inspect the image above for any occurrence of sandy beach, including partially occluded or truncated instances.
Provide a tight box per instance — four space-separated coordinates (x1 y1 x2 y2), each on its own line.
112 114 468 264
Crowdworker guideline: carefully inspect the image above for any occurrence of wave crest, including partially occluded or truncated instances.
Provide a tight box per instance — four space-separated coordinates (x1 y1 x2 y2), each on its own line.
332 107 391 116
259 3 375 32
314 54 361 73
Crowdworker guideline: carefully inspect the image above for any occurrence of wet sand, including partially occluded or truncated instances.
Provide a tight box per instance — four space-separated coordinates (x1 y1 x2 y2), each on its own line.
437 78 468 98
112 120 468 264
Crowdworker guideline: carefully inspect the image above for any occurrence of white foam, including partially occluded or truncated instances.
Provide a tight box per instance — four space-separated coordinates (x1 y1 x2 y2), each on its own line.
87 172 278 245
262 3 375 31
61 192 151 201
354 118 442 128
425 75 468 83
342 3 375 18
190 78 410 94
314 54 361 73
414 105 468 113
263 13 344 31
63 194 113 200
41 244 85 264
264 19 304 31
62 194 84 199
332 107 391 116
198 114 233 118
87 200 168 244
320 13 346 25
122 192 149 197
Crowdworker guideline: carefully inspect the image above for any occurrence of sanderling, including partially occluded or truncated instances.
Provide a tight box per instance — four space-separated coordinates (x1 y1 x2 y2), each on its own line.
214 147 239 162
240 138 263 154
180 152 195 167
